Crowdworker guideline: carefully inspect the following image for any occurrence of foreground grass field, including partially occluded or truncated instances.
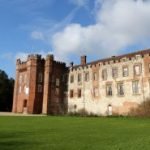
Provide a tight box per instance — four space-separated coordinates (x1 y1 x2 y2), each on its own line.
0 116 150 150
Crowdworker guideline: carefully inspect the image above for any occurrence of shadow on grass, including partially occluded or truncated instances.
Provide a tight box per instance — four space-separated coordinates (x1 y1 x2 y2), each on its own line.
0 132 41 150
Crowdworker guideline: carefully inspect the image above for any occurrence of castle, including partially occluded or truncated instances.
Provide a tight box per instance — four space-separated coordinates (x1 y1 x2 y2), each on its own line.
12 49 150 115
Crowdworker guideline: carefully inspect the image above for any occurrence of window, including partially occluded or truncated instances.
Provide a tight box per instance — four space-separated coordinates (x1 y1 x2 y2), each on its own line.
56 78 60 86
19 75 22 84
38 73 43 82
112 68 118 78
93 87 99 97
55 88 59 95
78 73 82 82
148 64 150 72
93 72 98 81
117 83 124 96
84 72 89 81
70 75 74 83
132 80 139 94
102 69 107 80
123 66 128 77
70 90 74 98
38 84 42 93
134 64 141 75
78 89 82 98
106 84 112 96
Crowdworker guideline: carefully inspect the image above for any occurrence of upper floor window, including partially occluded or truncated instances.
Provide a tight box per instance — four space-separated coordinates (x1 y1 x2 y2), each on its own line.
102 69 107 80
78 73 82 82
117 83 124 96
106 84 112 96
78 89 82 98
134 64 141 76
38 73 43 82
132 80 139 94
112 67 118 78
70 75 74 83
84 72 89 82
70 90 74 98
93 72 98 81
122 66 128 77
56 78 60 86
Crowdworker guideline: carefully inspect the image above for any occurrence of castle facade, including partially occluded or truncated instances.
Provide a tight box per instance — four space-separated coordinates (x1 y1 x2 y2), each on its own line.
13 49 150 115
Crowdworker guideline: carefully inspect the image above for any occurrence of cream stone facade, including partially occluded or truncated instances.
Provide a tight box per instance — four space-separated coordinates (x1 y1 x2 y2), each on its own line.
13 49 150 115
68 50 150 116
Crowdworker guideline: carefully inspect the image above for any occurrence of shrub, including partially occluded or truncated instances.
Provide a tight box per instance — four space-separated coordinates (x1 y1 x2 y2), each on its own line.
129 98 150 117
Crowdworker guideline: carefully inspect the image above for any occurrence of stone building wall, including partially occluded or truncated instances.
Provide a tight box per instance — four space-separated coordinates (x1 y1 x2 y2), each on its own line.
13 49 150 115
68 50 150 115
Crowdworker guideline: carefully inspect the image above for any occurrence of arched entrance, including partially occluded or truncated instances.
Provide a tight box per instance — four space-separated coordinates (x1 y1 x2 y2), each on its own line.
108 104 112 116
23 99 28 114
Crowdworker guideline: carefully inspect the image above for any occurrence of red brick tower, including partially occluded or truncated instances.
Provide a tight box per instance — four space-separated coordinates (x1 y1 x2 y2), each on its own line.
42 55 68 114
12 54 44 114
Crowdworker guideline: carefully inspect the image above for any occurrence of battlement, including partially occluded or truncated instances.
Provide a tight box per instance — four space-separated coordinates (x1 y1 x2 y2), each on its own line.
55 61 66 66
27 54 42 60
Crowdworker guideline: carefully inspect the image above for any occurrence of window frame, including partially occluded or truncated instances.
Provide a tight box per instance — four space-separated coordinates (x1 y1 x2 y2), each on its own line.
112 67 118 78
117 82 124 96
106 84 113 96
122 66 128 77
134 64 142 76
132 80 140 94
102 69 107 80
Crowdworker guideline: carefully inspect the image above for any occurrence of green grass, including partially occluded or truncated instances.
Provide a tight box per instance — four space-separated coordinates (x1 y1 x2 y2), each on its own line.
0 116 150 150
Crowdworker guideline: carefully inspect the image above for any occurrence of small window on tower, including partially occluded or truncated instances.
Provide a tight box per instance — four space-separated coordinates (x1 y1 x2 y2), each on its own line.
38 73 43 82
148 63 150 72
38 84 42 93
19 75 22 84
56 78 60 86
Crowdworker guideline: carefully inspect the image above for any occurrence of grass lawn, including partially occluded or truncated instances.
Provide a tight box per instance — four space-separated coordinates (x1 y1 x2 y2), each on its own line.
0 116 150 150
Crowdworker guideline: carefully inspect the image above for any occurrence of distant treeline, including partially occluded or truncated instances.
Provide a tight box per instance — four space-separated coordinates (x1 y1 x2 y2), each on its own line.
0 70 14 112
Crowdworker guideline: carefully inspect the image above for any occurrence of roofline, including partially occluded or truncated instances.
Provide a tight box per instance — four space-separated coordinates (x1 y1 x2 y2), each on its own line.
72 48 150 69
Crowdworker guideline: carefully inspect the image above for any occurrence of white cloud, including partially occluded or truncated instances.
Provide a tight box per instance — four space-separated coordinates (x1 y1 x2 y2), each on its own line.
51 0 150 62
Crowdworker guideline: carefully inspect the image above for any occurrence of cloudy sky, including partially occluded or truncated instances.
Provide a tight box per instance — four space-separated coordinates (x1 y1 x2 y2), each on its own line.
1 0 150 77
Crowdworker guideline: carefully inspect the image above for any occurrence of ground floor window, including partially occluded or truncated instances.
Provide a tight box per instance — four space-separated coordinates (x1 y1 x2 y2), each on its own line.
117 83 124 96
106 84 112 96
132 80 139 94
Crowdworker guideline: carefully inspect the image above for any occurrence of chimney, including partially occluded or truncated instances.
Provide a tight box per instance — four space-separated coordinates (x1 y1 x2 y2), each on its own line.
70 62 74 67
81 55 86 65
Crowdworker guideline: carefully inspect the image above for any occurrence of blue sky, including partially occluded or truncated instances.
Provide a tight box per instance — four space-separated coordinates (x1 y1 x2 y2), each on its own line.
0 0 150 78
